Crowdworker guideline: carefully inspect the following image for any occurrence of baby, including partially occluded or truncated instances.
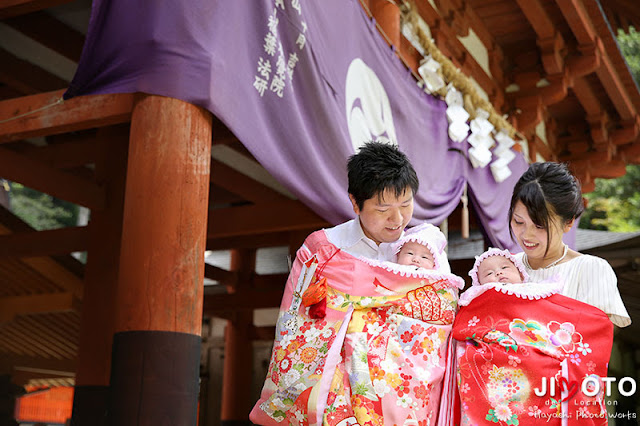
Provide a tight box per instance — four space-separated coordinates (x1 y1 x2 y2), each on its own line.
454 248 612 425
390 222 448 272
469 247 527 285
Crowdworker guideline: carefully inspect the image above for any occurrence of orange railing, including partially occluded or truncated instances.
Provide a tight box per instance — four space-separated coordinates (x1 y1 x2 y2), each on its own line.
14 386 73 424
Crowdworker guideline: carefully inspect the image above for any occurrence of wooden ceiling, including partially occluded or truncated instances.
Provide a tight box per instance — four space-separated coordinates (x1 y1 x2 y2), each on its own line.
1 0 639 386
405 0 640 191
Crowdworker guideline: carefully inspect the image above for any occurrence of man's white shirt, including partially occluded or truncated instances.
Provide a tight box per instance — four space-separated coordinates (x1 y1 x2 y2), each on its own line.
301 217 397 261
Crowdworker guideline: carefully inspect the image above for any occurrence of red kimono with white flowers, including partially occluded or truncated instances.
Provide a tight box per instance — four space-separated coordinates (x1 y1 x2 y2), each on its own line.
251 230 464 426
453 281 613 426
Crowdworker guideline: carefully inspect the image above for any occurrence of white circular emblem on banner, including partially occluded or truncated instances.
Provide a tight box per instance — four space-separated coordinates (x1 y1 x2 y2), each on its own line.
345 58 398 152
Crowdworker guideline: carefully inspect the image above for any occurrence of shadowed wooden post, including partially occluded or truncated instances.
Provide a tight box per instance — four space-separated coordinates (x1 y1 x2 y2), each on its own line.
109 94 212 426
221 248 255 426
71 125 128 426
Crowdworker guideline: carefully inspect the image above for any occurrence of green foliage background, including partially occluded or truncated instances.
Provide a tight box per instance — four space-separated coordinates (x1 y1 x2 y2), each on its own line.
8 182 79 230
579 28 640 232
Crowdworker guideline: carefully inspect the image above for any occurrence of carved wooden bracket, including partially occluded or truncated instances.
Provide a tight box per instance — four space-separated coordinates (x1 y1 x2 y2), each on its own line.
539 70 571 106
620 143 640 164
568 39 603 78
587 112 611 146
538 32 566 75
611 117 640 146
514 94 543 133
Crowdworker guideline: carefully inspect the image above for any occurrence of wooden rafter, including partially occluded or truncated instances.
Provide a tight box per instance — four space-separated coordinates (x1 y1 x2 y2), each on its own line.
556 0 598 45
252 273 289 289
0 292 79 323
0 0 73 19
204 264 238 286
207 230 295 251
20 257 84 299
202 288 284 314
210 159 289 204
0 147 105 209
0 226 88 258
250 325 277 341
0 90 134 144
7 134 99 169
516 0 565 74
516 0 556 39
0 353 75 375
3 11 84 62
208 200 330 238
12 367 75 386
0 48 67 95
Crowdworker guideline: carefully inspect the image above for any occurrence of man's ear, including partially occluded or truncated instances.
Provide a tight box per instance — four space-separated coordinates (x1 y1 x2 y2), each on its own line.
349 194 360 215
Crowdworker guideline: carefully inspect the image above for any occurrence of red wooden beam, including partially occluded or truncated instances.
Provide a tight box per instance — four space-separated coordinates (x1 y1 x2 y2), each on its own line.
0 0 72 19
515 0 556 39
73 126 127 393
204 264 238 286
559 0 637 121
369 0 401 47
0 292 79 323
252 273 289 289
0 146 105 209
0 48 67 95
202 288 284 314
206 231 293 251
210 160 289 204
556 0 599 46
8 135 99 169
596 55 637 121
0 354 75 375
249 326 277 341
4 11 85 62
572 78 602 116
590 159 627 179
221 249 255 422
611 119 640 146
207 200 331 238
0 90 134 144
516 0 566 75
0 226 88 257
620 143 640 164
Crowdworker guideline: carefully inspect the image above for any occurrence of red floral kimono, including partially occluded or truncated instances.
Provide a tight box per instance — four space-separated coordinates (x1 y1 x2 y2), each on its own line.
250 230 464 426
453 281 613 425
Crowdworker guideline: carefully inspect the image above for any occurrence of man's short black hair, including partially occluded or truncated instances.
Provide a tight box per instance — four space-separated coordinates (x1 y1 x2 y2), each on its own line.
347 141 419 209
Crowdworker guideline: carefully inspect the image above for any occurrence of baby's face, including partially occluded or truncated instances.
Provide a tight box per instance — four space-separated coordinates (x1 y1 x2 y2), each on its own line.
397 241 435 270
477 256 523 285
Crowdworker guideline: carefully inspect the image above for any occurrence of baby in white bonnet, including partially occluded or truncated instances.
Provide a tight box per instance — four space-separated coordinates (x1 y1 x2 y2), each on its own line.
389 222 450 273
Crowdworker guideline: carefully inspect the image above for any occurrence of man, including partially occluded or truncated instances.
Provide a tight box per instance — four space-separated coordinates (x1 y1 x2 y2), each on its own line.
250 141 421 425
306 141 419 260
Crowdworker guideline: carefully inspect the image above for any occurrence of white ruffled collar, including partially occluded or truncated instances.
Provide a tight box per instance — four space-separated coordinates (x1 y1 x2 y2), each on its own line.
458 279 563 306
357 256 466 289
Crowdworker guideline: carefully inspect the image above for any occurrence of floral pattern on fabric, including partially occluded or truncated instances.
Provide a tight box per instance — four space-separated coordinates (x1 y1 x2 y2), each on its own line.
251 231 462 426
453 285 613 425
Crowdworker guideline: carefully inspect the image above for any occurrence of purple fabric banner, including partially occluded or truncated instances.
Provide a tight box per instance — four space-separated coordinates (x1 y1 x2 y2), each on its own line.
65 0 538 251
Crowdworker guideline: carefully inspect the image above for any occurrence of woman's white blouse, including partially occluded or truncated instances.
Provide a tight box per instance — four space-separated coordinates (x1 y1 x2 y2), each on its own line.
514 252 631 327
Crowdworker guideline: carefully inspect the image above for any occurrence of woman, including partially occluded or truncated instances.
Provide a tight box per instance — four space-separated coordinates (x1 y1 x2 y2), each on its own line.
453 248 613 425
508 162 631 328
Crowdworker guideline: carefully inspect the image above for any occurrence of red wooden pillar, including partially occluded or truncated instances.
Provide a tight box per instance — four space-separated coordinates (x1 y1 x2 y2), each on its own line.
71 125 128 426
221 249 255 426
370 0 401 48
108 94 212 426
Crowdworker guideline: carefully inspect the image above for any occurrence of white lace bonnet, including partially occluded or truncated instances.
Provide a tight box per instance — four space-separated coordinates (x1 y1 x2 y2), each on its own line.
468 247 529 286
390 222 448 270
